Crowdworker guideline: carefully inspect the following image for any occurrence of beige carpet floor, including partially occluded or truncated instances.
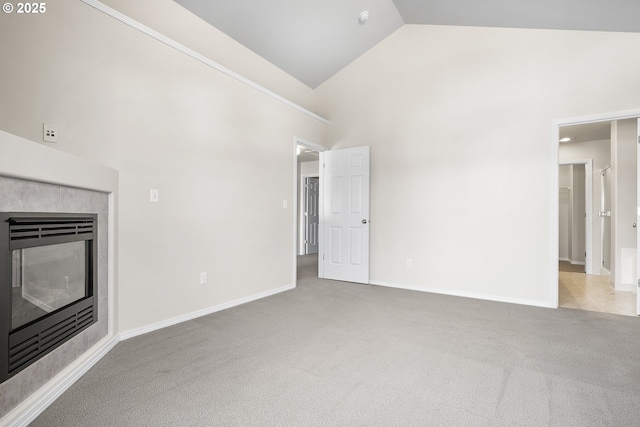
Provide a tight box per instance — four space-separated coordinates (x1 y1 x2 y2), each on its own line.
31 255 640 426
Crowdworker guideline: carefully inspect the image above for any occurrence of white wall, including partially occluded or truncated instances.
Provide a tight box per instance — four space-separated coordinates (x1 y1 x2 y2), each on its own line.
100 0 317 112
315 24 640 306
0 0 327 333
611 119 637 290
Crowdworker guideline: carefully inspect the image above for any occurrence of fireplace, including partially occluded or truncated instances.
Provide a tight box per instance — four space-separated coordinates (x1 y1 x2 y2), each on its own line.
0 213 97 383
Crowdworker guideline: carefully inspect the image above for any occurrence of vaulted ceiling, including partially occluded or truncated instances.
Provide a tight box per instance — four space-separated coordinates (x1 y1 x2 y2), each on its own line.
174 0 640 88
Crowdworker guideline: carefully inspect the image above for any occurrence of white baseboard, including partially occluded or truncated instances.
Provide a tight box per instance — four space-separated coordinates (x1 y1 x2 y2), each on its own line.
369 280 554 309
560 258 585 267
2 334 120 427
615 282 636 292
120 283 295 340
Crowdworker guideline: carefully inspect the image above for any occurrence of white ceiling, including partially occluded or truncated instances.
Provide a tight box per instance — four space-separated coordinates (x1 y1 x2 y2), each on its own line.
297 145 319 163
560 121 611 144
173 0 640 88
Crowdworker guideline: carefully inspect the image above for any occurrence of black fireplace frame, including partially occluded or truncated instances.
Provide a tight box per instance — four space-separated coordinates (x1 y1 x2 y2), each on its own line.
0 212 97 383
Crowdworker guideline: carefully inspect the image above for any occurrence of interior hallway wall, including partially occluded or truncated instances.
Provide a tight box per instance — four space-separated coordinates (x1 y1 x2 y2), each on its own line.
315 24 640 306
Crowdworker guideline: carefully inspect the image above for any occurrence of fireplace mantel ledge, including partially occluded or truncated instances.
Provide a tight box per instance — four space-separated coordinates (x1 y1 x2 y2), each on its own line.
0 129 119 427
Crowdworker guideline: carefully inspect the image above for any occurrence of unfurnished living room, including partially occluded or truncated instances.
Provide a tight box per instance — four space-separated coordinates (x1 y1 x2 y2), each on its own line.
1 0 640 426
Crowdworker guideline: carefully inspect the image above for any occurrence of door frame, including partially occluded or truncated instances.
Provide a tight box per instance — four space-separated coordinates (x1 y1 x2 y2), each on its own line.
293 137 328 286
551 107 640 308
558 160 593 275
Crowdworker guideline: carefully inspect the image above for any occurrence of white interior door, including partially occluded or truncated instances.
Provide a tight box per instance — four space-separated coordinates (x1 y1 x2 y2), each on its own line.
319 146 370 284
304 177 319 254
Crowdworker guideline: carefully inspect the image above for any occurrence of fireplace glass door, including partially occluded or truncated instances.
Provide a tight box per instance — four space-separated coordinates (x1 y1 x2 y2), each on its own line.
11 241 86 330
1 212 97 383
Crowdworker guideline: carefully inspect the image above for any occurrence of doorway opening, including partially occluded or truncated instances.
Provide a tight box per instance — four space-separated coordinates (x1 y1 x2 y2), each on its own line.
293 137 326 285
554 112 640 316
558 161 591 274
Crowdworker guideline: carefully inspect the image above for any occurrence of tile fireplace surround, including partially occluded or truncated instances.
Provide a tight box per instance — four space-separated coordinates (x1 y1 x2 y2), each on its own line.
0 130 118 425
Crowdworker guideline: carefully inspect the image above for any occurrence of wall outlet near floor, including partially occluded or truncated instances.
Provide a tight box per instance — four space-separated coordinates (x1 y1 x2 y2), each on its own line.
406 259 412 268
200 272 207 285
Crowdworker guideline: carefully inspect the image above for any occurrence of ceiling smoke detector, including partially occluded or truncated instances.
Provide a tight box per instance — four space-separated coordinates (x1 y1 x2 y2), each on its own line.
359 11 369 24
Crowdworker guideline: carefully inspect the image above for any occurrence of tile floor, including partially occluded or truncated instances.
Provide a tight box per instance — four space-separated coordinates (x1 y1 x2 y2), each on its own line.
559 262 637 316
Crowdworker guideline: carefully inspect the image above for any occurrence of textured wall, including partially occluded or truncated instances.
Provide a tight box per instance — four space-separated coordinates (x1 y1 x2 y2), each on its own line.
0 177 109 419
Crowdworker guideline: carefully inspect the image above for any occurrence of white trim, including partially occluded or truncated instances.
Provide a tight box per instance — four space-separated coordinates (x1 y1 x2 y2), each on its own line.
119 283 295 341
559 257 570 262
108 192 118 336
551 107 640 309
616 283 636 292
570 261 586 266
2 335 120 427
370 280 554 309
295 137 329 153
79 0 328 125
554 108 640 127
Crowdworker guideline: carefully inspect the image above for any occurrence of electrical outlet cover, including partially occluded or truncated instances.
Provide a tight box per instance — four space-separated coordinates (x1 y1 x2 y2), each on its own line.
43 123 58 143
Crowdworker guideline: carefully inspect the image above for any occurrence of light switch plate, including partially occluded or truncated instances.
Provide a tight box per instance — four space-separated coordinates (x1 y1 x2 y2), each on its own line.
150 188 159 203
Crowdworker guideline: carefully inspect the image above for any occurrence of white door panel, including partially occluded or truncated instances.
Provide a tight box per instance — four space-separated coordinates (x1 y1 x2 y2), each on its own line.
304 177 319 254
320 146 370 284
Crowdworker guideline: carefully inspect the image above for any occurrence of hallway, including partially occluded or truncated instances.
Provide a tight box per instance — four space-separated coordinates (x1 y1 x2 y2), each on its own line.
559 262 636 316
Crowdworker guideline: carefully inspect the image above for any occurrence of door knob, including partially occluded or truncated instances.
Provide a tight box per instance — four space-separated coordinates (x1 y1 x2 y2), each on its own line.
362 219 367 224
